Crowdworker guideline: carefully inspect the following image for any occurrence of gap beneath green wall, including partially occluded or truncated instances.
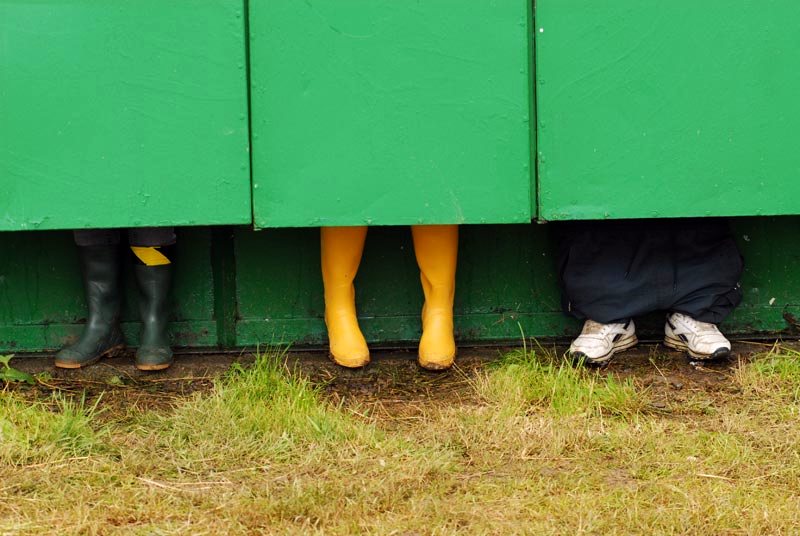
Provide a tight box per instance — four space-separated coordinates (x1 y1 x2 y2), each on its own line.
2 218 799 354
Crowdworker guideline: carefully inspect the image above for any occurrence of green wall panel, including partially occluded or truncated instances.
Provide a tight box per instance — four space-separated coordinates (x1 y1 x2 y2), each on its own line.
249 0 535 228
536 1 800 220
0 0 251 231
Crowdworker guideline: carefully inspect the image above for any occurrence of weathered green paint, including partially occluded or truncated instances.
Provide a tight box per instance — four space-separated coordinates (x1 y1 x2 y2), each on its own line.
0 0 251 231
233 220 800 347
234 225 567 345
3 219 800 353
535 1 800 220
249 0 534 228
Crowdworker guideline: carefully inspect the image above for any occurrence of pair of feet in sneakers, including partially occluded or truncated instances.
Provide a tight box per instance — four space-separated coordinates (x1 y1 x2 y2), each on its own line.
569 312 731 366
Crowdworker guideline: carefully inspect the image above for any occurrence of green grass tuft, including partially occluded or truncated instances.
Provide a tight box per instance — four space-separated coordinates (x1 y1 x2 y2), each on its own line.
477 346 649 417
735 344 800 402
0 391 107 466
151 348 385 466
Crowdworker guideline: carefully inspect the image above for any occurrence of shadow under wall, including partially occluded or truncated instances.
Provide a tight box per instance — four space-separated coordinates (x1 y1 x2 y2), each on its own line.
1 217 799 353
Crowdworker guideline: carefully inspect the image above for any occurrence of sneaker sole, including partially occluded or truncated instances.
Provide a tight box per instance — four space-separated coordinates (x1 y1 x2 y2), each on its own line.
664 335 730 361
572 334 639 366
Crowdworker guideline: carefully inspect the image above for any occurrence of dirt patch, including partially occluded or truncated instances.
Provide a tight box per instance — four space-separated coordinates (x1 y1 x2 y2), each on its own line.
7 352 237 416
6 341 790 419
298 348 497 419
604 340 775 413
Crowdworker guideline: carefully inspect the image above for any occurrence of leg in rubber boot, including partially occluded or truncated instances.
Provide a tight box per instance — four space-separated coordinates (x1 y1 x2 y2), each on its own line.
321 226 370 368
131 242 174 371
412 225 458 371
55 241 126 369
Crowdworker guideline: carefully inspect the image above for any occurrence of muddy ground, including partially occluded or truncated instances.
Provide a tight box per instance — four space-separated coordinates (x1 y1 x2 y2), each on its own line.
7 341 790 418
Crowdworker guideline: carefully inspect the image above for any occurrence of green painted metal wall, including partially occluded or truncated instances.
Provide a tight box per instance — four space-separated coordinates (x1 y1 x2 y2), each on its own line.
536 1 800 220
0 0 251 231
249 0 535 227
4 2 800 354
3 219 800 354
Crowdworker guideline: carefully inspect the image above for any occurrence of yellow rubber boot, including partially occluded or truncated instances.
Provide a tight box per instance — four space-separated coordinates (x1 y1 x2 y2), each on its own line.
321 226 370 368
412 225 458 370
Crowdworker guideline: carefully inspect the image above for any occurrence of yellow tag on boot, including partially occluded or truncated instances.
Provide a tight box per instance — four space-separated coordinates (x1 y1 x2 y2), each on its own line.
130 247 171 266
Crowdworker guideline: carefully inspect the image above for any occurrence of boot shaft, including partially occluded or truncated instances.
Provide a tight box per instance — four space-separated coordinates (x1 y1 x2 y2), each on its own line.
78 245 122 325
133 263 173 343
132 247 175 370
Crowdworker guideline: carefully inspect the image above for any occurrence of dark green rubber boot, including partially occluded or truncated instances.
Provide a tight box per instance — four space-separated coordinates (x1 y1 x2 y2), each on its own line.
134 262 174 371
55 246 126 369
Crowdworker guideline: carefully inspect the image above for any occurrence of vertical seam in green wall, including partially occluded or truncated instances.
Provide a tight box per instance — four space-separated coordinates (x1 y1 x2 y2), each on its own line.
243 0 256 227
212 227 239 348
528 0 540 222
207 0 251 348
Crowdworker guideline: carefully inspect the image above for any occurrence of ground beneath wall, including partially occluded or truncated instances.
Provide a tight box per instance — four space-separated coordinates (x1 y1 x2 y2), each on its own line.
9 341 783 415
4 340 800 534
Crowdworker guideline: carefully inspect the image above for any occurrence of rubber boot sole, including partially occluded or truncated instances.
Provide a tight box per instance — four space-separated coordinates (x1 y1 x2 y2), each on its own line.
664 335 730 361
135 362 172 371
418 353 456 371
418 360 454 372
329 352 370 369
570 334 639 366
54 344 127 369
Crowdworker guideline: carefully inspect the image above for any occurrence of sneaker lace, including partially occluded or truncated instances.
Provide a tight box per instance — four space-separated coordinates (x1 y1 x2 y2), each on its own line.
585 320 619 337
675 314 718 335
682 315 699 330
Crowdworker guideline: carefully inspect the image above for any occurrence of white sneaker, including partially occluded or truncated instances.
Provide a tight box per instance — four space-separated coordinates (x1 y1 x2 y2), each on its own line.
569 319 638 365
664 312 731 360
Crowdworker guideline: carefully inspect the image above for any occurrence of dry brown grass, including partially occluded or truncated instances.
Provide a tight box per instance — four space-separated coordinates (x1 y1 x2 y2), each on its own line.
2 345 800 534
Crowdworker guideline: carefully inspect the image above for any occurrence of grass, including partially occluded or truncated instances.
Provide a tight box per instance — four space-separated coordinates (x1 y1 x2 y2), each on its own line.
735 342 800 402
154 353 383 463
476 346 649 417
2 344 800 534
0 392 107 466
